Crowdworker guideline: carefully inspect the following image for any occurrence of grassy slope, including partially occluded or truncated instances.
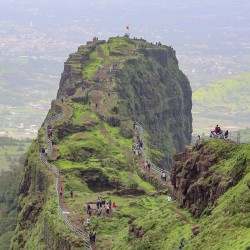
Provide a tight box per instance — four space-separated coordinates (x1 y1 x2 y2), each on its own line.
13 37 250 250
192 72 250 135
112 140 250 250
35 37 164 249
50 102 161 249
184 140 250 250
59 38 250 249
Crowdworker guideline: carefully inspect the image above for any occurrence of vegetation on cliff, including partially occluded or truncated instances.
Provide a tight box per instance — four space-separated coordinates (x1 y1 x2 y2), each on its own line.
57 36 192 169
11 35 250 250
10 36 192 250
171 139 250 250
0 157 25 250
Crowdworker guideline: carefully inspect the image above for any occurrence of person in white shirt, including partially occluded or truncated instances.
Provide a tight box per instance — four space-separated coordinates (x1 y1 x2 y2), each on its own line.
87 217 91 227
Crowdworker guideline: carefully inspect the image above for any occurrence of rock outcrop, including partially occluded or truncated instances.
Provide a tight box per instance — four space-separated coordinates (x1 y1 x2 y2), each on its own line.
171 140 247 217
56 37 192 169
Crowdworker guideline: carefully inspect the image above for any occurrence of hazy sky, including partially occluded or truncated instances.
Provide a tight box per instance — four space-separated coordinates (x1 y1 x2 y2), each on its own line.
1 0 250 56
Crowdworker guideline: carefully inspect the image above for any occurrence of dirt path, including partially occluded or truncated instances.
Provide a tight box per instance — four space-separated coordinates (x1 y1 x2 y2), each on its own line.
93 46 112 81
169 206 191 224
97 46 108 60
90 89 116 117
91 90 103 105
58 176 83 228
138 158 172 189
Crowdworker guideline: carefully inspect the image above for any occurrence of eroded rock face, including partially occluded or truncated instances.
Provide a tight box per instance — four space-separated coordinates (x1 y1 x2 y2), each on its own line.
73 168 122 190
129 224 146 239
113 188 146 196
117 46 192 169
171 141 246 217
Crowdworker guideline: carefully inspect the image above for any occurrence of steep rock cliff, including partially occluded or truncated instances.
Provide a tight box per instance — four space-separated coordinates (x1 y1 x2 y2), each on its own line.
117 46 192 168
171 139 248 217
57 37 192 169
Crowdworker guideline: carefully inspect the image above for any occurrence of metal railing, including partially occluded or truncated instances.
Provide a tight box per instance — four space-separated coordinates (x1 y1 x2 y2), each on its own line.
135 122 171 180
192 131 250 144
41 114 92 250
40 154 59 176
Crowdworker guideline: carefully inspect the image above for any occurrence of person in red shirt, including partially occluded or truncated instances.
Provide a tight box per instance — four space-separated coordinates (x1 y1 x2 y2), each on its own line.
59 187 63 198
112 202 117 212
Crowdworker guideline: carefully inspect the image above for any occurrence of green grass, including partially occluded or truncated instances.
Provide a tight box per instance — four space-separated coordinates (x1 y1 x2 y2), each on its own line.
103 123 132 148
82 50 106 79
134 172 156 193
12 37 250 250
113 200 194 250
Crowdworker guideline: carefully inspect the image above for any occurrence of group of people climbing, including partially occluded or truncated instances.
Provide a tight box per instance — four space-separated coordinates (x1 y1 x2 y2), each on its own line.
210 124 229 139
213 125 222 135
58 188 73 199
39 125 55 156
42 99 173 247
133 139 144 157
133 121 171 185
83 198 117 244
86 198 117 218
132 123 144 157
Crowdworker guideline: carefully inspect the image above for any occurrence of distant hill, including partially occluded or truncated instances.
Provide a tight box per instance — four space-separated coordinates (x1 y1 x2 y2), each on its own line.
0 137 31 171
192 72 250 134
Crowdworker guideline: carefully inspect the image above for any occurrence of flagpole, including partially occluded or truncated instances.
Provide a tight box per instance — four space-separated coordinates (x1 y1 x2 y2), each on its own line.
125 25 130 37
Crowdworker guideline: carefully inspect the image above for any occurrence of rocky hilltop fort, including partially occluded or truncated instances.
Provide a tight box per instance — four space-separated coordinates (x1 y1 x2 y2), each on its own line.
10 36 250 250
